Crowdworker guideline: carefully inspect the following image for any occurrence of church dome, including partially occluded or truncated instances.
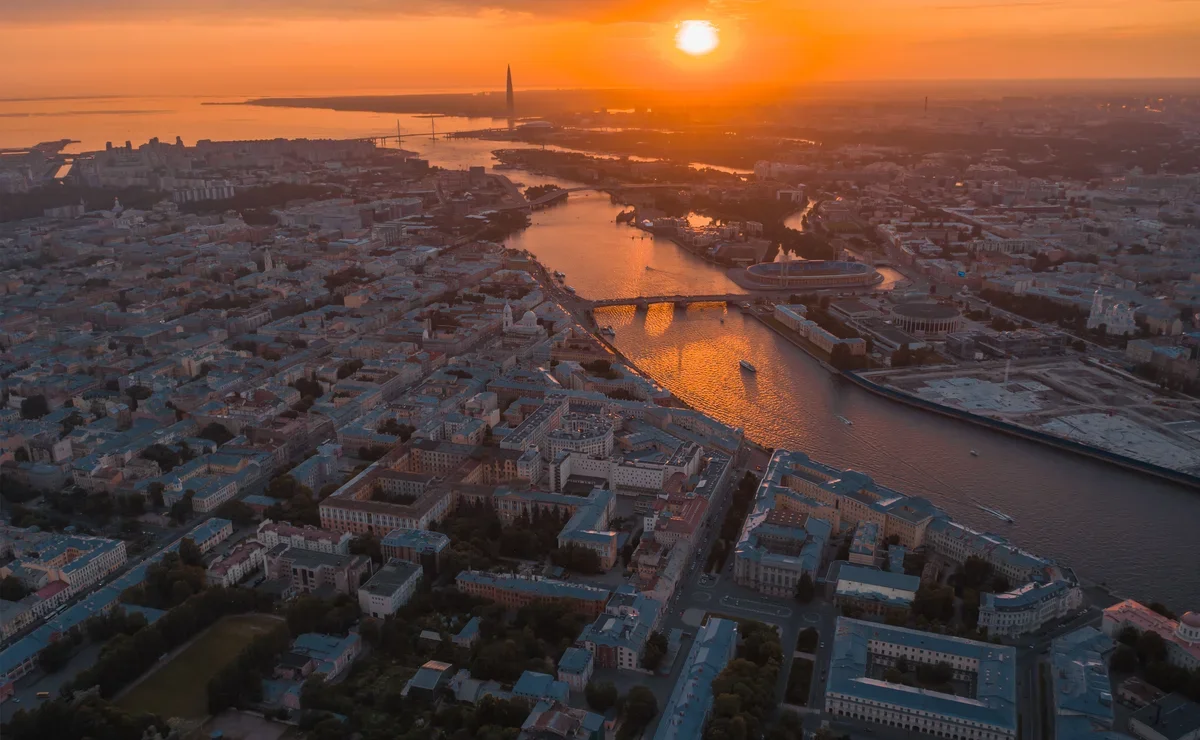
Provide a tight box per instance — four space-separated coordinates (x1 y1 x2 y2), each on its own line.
521 310 538 326
1178 611 1200 643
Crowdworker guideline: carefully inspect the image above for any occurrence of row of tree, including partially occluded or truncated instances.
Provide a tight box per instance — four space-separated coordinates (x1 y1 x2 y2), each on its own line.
2 694 164 740
207 621 291 714
706 619 783 740
68 586 270 699
707 472 759 573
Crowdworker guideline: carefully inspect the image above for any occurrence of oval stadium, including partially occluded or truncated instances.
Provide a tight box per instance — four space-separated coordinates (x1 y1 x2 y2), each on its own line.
743 260 883 289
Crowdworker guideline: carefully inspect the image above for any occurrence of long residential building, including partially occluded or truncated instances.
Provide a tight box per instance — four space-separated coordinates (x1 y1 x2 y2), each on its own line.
257 519 352 554
206 540 266 587
825 618 1018 740
455 571 609 617
0 533 127 606
925 518 1061 584
652 617 739 740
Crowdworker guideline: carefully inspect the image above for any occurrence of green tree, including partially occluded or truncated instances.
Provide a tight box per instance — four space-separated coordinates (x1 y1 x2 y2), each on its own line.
0 575 30 601
38 639 74 672
795 627 818 652
178 537 204 567
642 631 669 671
215 500 257 527
1137 630 1169 665
1149 602 1178 620
585 680 618 712
2 695 163 740
198 422 234 445
337 359 364 379
794 572 815 604
624 685 659 729
20 394 50 419
350 534 384 565
1110 644 1138 673
1117 626 1139 646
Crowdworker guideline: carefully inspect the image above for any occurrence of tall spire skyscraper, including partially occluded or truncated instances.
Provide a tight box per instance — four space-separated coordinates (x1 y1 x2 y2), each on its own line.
505 65 515 119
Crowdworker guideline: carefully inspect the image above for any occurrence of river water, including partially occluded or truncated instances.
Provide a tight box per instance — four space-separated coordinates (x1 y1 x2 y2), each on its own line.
497 158 1200 610
5 97 1198 609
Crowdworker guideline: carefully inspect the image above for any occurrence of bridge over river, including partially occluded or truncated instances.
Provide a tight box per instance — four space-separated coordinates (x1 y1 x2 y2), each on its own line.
584 291 798 309
496 181 700 212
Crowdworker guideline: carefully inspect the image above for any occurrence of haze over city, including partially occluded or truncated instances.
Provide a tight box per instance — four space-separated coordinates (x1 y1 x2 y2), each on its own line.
4 0 1200 98
2 3 1200 740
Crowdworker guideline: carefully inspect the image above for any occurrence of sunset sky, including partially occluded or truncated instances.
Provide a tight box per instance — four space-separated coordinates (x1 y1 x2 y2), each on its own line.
3 0 1198 99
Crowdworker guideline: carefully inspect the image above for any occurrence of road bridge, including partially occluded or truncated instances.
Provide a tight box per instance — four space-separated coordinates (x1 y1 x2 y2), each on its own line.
585 292 797 309
489 181 698 214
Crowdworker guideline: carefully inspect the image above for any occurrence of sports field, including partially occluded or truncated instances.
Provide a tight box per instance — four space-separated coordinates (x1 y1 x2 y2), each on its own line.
118 613 284 719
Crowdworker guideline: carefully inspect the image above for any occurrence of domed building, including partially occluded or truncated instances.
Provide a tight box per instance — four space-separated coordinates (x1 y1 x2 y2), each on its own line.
1102 600 1200 670
1179 611 1200 645
502 303 545 337
889 302 964 338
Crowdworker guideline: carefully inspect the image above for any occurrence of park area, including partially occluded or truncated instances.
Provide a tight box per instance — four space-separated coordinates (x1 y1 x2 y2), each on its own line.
117 613 284 719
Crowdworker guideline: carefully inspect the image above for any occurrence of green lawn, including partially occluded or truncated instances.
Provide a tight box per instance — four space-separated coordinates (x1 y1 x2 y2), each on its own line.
118 613 284 719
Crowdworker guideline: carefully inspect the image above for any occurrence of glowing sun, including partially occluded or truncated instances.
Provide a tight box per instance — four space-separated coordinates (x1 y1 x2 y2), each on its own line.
675 20 719 56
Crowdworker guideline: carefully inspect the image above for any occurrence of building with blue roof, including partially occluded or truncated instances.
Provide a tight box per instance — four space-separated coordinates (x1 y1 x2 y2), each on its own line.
0 632 45 690
453 616 481 649
241 494 281 513
261 678 303 711
0 532 127 602
288 632 362 681
652 617 738 740
733 455 833 596
513 670 570 705
493 486 618 569
1050 626 1129 740
381 527 450 572
455 571 610 617
403 659 455 701
925 517 1058 584
577 585 662 671
825 617 1018 740
850 521 882 565
556 488 618 570
185 517 234 553
980 578 1084 638
1130 693 1200 740
743 449 945 551
120 603 168 624
830 562 921 617
556 646 593 692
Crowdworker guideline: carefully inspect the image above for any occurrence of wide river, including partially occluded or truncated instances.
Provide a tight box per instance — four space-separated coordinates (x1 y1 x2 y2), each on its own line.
512 191 1200 611
4 97 1198 609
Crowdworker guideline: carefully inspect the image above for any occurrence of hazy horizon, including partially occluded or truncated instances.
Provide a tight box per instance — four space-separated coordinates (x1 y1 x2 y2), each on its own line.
5 76 1200 107
3 0 1198 99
